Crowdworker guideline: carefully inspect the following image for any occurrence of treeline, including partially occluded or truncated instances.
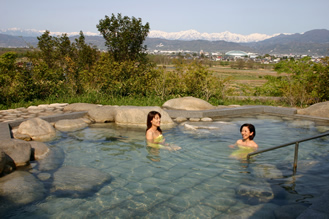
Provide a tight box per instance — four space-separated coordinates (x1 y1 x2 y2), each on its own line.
0 14 229 108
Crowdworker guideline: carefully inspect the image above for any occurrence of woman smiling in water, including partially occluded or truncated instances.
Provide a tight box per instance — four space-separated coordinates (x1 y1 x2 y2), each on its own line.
146 111 181 151
229 123 258 159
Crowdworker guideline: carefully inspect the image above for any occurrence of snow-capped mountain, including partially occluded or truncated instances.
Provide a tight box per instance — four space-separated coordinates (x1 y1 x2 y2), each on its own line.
0 28 99 37
148 29 281 43
0 28 283 43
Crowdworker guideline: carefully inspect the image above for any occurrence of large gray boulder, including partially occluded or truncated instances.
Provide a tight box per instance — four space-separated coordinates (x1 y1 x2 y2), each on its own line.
87 105 119 123
297 101 329 118
52 166 111 196
0 171 46 205
63 103 99 112
0 150 15 175
0 139 31 167
16 118 56 141
54 118 88 132
29 141 50 160
163 96 216 110
115 106 174 127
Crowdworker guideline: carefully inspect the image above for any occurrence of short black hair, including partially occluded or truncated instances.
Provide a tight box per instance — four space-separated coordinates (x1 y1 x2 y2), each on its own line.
240 123 256 140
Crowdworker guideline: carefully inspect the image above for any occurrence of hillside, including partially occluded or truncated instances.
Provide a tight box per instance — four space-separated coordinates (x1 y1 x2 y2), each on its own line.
0 29 328 56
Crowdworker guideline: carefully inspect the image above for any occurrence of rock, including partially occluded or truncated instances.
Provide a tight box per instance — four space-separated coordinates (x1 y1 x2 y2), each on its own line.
162 96 216 110
37 173 51 181
189 117 200 122
228 203 278 219
0 151 6 174
183 123 219 130
253 164 283 179
54 118 88 132
237 183 274 203
115 106 174 127
0 171 46 205
184 123 197 131
80 117 93 124
63 103 99 112
37 146 65 171
87 105 118 123
288 120 315 128
16 118 56 141
49 103 68 108
174 117 188 122
201 117 213 122
52 166 111 196
316 125 329 132
29 141 50 160
0 139 31 167
297 101 329 118
13 132 32 141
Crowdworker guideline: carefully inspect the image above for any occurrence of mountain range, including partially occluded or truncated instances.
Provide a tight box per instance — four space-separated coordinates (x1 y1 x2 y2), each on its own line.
0 28 329 56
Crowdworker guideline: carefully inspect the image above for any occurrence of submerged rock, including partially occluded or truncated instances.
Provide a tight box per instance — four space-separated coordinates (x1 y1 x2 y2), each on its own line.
253 164 283 179
52 166 111 197
0 171 46 205
37 146 65 171
54 118 88 132
237 183 274 203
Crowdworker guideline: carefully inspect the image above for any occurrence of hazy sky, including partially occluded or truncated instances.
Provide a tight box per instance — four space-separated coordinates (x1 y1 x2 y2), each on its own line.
1 0 329 35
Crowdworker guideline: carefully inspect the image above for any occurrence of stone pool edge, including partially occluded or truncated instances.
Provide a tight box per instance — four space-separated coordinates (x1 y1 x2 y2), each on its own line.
2 105 329 140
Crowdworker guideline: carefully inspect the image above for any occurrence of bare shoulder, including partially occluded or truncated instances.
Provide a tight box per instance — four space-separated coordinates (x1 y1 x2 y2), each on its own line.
146 130 154 141
250 141 258 148
236 139 243 145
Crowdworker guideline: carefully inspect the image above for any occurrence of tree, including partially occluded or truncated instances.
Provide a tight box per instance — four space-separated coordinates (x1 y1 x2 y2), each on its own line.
97 13 150 62
37 30 57 68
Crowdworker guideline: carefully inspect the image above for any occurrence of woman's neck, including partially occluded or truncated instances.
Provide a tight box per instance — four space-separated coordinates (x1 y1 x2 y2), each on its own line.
150 125 158 132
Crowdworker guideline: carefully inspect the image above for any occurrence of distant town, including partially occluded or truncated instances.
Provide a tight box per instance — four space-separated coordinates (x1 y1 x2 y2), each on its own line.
148 49 324 64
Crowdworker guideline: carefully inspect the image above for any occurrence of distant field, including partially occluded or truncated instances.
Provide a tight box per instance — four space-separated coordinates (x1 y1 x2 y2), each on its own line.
210 66 278 95
163 64 279 96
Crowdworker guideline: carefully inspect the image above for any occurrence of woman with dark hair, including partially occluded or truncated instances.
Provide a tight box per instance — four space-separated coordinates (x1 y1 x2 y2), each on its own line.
229 123 258 159
146 111 181 151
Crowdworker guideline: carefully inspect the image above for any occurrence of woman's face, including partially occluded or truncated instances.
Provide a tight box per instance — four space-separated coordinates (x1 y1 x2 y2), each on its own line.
151 114 161 127
241 126 253 140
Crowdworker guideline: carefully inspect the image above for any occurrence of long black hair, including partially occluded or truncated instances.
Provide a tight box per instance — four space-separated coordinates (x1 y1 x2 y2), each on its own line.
240 123 256 140
146 111 162 133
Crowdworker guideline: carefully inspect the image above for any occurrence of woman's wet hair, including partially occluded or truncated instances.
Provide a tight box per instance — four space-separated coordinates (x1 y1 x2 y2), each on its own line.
146 111 162 133
240 123 256 140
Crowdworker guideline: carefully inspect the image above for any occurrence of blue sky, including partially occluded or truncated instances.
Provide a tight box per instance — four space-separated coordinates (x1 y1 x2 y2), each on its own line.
1 0 329 35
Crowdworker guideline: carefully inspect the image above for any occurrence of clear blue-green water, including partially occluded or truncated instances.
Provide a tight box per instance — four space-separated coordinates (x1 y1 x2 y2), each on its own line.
3 115 329 218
